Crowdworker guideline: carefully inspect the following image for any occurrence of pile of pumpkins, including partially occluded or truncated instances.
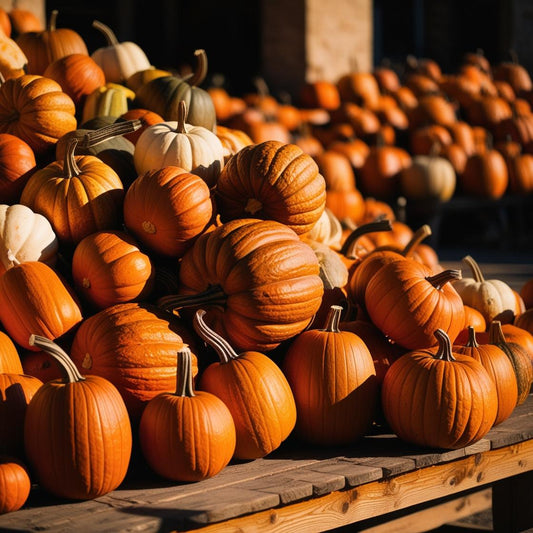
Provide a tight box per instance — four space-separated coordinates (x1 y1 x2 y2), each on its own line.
0 7 533 517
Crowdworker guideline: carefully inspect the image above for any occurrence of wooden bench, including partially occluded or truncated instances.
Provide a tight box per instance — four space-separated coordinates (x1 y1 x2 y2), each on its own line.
2 393 533 533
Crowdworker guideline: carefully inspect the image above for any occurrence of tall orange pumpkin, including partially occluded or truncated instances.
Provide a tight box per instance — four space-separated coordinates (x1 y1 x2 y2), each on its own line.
195 310 296 460
0 261 83 351
282 305 378 446
24 335 131 500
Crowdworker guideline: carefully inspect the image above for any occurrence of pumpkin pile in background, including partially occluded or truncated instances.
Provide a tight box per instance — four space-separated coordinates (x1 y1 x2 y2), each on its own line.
0 5 532 515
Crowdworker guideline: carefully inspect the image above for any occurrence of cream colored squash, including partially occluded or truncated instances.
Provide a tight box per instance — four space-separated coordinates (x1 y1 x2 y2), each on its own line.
91 20 151 84
134 101 224 188
453 255 521 324
0 204 58 273
302 207 343 251
0 29 27 80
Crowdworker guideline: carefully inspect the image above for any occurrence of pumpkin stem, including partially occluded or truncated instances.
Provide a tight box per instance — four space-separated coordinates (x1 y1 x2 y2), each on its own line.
63 137 82 178
402 224 432 258
6 249 20 266
175 346 195 397
157 284 227 314
433 329 456 361
177 101 188 134
462 255 485 283
193 309 239 364
48 9 58 31
28 334 86 384
92 20 120 47
465 325 479 348
187 49 208 87
488 320 506 344
79 120 142 148
339 218 393 257
426 268 462 290
322 305 342 332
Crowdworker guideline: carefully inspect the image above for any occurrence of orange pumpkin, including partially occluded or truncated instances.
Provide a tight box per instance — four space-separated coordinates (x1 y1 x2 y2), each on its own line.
0 331 22 374
282 305 378 445
24 335 131 500
0 458 31 514
72 230 155 309
0 134 37 204
0 74 77 156
215 140 326 235
139 346 236 481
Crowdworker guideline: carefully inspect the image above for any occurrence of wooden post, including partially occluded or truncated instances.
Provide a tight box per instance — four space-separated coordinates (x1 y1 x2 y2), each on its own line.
261 0 373 100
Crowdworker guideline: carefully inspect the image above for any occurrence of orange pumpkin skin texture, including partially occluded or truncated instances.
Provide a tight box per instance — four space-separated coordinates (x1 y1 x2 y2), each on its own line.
43 53 106 108
24 336 132 500
215 140 326 235
69 302 198 421
159 218 324 352
282 306 378 446
453 326 518 425
0 373 42 457
462 304 486 333
382 329 498 449
20 141 124 245
0 74 77 155
0 133 37 204
194 310 296 460
0 261 83 351
72 230 155 309
365 261 465 350
123 166 214 258
0 331 23 374
15 10 88 76
0 458 31 514
140 346 236 480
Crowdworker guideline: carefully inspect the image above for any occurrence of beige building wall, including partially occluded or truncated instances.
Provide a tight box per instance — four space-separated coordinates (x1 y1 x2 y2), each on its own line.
261 0 373 100
0 0 45 27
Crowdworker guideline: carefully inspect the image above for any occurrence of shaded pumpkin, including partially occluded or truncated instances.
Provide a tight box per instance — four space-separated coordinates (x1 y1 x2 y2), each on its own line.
0 458 31 514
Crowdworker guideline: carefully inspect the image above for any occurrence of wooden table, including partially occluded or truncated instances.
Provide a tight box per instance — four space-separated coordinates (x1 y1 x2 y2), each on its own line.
2 392 533 533
3 261 533 533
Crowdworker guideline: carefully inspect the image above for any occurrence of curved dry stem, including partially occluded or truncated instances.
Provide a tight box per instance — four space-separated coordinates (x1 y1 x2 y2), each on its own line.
193 309 238 364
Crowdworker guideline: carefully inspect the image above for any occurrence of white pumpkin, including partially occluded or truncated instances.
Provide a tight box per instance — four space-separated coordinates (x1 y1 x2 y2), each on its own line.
0 204 58 273
134 101 224 188
91 20 151 84
452 255 521 324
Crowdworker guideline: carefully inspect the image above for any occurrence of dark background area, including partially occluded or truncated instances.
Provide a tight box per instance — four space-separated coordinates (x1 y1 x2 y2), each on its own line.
47 0 518 97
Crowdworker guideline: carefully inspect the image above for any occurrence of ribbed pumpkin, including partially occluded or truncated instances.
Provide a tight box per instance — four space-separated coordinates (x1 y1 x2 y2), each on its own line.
71 230 154 309
133 101 224 188
135 49 216 131
0 372 42 457
15 10 88 75
91 20 151 84
43 53 106 109
123 166 214 257
69 302 198 421
0 331 22 374
0 458 31 514
0 74 77 156
488 321 533 405
81 84 132 124
20 137 124 245
453 326 518 424
215 140 326 235
382 329 497 449
453 255 521 325
282 305 378 446
0 261 83 351
0 204 58 275
158 219 324 352
216 125 253 164
139 346 235 481
0 133 36 204
195 310 295 460
365 261 465 350
24 335 132 500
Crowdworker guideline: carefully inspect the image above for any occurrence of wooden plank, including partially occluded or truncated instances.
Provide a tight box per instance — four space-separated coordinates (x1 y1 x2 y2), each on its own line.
357 488 492 533
180 438 533 533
